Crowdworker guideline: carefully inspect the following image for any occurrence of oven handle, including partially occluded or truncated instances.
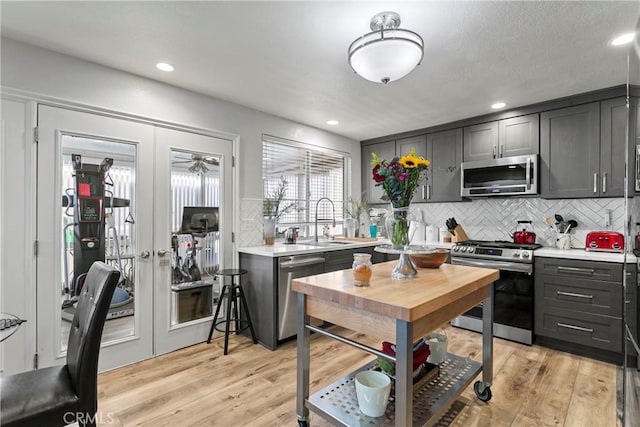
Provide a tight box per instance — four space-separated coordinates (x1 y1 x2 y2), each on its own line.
451 257 533 273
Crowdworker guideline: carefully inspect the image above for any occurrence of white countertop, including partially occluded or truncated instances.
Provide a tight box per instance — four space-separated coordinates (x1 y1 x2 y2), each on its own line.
237 239 453 258
535 247 636 263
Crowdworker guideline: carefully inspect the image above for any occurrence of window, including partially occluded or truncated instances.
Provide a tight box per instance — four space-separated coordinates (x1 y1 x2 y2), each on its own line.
262 135 350 237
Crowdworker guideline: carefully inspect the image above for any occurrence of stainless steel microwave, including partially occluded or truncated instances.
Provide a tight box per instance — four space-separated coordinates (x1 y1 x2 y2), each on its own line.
461 154 538 197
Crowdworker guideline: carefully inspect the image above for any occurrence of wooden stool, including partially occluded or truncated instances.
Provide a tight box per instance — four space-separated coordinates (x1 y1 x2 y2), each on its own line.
206 269 257 354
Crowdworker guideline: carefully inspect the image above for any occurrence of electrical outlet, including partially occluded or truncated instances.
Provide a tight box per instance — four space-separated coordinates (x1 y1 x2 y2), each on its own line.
604 209 611 229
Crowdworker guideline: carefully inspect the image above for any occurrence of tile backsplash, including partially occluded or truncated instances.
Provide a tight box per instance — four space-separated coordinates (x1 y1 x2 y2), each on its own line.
413 197 625 248
239 196 627 249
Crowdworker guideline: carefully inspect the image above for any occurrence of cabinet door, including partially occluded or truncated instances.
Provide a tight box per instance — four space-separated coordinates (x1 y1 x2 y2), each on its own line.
428 128 463 202
540 103 600 198
600 97 629 197
499 114 539 157
463 121 499 162
397 135 428 202
362 140 396 204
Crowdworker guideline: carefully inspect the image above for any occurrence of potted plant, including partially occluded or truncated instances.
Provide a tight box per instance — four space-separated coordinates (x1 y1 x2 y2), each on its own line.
345 194 368 238
263 177 295 245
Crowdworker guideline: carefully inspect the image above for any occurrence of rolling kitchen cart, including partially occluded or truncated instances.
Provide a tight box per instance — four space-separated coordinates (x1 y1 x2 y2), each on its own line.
292 261 499 426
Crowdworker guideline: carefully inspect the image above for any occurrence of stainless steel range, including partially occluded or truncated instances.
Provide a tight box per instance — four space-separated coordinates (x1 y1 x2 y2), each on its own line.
450 240 541 345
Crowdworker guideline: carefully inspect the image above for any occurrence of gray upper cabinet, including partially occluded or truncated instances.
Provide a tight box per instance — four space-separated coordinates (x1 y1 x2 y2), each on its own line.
499 114 540 157
397 135 427 203
540 102 600 198
601 97 631 197
427 128 463 202
464 114 539 162
362 140 395 204
463 121 499 162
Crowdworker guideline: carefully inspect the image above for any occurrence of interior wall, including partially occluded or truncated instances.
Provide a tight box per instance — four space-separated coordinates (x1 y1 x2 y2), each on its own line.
0 37 361 201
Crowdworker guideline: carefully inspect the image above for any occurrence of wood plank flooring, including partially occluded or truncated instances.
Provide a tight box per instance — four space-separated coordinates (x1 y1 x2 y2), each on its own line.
96 326 618 426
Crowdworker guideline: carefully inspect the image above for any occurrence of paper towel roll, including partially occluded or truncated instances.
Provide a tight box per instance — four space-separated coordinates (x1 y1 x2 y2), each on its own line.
425 225 438 243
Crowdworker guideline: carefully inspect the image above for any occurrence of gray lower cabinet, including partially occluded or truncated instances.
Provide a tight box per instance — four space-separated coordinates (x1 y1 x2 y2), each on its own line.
324 247 374 272
362 140 395 204
535 257 624 362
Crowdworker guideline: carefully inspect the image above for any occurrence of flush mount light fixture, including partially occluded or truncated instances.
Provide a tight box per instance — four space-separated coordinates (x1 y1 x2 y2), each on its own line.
156 62 175 72
611 32 635 46
326 120 340 126
348 11 424 84
491 102 506 109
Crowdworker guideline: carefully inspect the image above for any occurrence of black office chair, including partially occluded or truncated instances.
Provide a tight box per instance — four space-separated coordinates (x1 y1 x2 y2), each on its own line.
0 261 120 427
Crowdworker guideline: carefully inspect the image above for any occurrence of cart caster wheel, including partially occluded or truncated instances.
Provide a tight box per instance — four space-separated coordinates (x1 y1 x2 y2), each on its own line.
297 421 309 427
474 380 492 402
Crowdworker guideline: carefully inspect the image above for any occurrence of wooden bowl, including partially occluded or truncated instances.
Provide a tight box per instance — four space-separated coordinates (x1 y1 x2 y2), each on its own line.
409 249 450 268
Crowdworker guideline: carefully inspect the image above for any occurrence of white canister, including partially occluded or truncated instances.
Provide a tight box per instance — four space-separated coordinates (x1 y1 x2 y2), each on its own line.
439 227 451 243
425 225 438 243
556 233 571 250
409 221 426 243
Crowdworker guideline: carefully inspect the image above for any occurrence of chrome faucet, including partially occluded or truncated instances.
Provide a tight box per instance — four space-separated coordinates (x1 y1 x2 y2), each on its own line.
314 197 336 242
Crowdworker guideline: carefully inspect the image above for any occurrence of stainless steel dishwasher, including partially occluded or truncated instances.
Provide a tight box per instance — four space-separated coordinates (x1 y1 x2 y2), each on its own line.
278 255 325 340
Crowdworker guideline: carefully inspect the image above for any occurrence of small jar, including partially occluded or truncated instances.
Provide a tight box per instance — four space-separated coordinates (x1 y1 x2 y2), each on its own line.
352 253 373 287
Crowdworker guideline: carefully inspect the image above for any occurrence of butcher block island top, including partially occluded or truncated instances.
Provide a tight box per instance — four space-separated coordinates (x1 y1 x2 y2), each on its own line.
292 261 499 343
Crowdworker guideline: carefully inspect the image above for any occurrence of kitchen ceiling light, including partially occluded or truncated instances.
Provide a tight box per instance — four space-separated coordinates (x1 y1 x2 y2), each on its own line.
156 62 175 72
326 120 340 126
491 102 506 109
348 11 424 84
611 32 635 46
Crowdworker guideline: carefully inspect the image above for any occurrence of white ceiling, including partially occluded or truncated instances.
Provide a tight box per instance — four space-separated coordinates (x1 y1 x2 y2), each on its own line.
1 1 638 141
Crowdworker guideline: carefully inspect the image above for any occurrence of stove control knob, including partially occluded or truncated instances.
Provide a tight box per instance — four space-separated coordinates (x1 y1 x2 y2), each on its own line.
522 252 530 259
467 247 475 253
452 246 459 252
513 251 520 258
460 247 467 252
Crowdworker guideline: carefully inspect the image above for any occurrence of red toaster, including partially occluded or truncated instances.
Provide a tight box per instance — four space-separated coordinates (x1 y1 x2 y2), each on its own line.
585 231 624 252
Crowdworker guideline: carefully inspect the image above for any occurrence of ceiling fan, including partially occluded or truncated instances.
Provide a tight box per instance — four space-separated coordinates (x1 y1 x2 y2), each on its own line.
172 153 219 173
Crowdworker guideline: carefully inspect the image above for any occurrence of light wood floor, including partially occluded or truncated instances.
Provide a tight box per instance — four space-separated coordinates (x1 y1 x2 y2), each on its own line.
96 326 618 426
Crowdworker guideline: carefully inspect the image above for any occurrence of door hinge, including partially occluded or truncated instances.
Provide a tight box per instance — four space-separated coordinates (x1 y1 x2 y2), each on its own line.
33 240 39 257
33 127 39 143
231 232 235 243
33 353 38 369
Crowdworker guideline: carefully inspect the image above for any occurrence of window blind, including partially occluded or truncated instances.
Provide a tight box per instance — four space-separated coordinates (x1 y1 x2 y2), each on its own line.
262 135 348 235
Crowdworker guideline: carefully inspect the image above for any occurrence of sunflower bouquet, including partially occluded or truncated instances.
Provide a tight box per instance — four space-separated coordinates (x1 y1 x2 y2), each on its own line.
371 148 430 249
371 148 430 208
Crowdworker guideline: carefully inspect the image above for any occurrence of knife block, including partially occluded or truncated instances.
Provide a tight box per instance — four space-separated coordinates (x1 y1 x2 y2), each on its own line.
452 225 469 242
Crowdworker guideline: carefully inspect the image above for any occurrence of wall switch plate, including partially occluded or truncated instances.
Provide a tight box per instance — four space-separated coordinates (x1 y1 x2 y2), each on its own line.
604 209 611 229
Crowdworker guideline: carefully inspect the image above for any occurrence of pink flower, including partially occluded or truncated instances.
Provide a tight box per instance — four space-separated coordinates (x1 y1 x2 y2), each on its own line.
398 173 407 181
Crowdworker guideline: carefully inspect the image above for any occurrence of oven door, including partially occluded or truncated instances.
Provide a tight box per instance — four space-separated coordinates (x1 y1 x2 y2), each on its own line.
451 257 534 345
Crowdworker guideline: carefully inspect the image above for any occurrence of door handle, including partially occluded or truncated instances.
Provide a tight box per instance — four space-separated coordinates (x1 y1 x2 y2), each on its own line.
157 249 168 257
593 173 598 194
499 144 503 158
426 184 431 200
602 172 607 193
421 185 426 200
139 250 151 259
492 145 497 159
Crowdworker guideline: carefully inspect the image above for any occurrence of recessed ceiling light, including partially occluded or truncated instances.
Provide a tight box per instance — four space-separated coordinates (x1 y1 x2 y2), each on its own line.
491 102 506 109
156 62 175 72
327 120 340 126
611 32 635 46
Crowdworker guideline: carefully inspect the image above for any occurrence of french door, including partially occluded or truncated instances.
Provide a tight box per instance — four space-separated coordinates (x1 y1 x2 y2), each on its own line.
37 106 233 370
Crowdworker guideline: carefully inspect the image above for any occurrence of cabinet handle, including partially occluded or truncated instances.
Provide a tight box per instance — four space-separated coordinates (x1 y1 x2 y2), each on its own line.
557 291 593 300
427 184 431 200
421 185 426 200
636 146 640 188
525 157 531 189
602 172 607 193
499 144 503 158
557 265 594 276
492 145 497 159
593 173 598 193
557 322 593 333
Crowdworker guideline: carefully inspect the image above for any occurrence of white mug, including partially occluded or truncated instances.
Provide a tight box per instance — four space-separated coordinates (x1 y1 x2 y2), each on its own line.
354 370 391 417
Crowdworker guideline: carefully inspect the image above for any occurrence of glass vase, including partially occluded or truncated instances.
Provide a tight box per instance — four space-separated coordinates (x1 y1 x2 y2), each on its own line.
385 206 417 279
263 216 276 246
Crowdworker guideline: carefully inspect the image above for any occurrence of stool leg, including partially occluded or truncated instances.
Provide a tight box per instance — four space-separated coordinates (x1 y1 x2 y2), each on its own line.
207 284 227 343
238 286 257 344
223 282 233 355
234 285 241 334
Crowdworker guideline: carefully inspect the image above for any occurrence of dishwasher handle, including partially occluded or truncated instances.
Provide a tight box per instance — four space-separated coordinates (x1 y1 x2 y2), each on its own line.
280 256 326 269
